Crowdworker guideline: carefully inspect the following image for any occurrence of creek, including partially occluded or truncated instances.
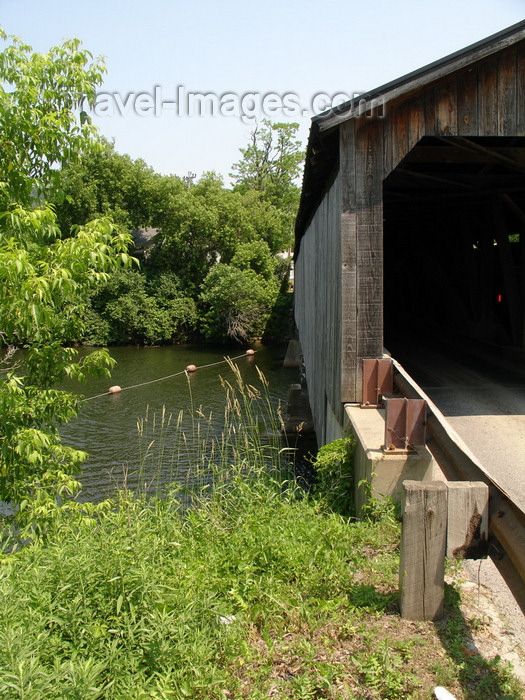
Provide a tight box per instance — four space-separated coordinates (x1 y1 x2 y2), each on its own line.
58 343 307 502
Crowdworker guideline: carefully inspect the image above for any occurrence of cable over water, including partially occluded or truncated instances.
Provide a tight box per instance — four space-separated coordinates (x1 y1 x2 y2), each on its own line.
81 351 257 402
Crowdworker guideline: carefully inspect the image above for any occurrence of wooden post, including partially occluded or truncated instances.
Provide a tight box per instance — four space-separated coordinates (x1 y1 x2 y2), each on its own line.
400 481 447 620
446 482 489 559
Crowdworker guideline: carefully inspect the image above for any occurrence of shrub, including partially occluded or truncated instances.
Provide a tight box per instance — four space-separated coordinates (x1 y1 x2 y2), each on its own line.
199 264 279 343
84 270 197 345
311 436 356 516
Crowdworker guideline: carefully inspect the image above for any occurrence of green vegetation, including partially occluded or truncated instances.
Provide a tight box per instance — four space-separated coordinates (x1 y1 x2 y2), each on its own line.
310 437 356 516
230 118 304 238
0 26 300 507
83 270 197 346
54 130 303 347
0 29 134 504
1 27 523 700
1 365 523 699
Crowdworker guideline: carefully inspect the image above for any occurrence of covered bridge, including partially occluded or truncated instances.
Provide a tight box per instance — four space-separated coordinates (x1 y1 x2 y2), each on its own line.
294 20 525 445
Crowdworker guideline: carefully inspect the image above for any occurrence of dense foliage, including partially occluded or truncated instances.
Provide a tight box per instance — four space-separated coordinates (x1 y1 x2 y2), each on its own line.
230 119 304 240
0 25 304 508
54 127 303 346
83 270 197 346
0 30 134 503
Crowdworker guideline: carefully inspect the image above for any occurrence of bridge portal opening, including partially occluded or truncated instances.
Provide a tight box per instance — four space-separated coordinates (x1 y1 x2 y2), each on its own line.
383 136 525 355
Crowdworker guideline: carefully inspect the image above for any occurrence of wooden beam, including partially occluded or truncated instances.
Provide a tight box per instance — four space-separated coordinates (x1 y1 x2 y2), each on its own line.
446 482 489 558
403 146 525 165
400 481 447 621
440 136 525 175
395 167 476 191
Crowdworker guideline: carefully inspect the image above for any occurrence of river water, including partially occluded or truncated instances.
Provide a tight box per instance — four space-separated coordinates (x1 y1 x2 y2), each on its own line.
58 343 306 502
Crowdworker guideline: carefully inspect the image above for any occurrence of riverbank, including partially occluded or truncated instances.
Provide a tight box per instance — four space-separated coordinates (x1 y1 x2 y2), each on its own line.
2 361 524 699
1 470 524 699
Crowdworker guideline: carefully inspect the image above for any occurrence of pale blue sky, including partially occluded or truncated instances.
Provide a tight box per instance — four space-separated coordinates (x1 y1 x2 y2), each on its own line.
1 0 524 182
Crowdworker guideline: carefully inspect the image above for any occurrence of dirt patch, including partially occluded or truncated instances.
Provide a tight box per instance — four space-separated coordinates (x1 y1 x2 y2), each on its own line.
448 569 525 685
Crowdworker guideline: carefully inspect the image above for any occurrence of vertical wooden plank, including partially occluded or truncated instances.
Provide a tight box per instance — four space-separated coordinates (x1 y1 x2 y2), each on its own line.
383 107 394 177
457 67 479 136
295 168 345 442
400 481 447 621
435 77 458 136
517 41 525 136
478 57 498 135
446 482 489 559
392 103 409 170
326 172 342 414
355 117 384 394
497 47 517 135
424 83 436 135
407 94 425 151
340 120 358 402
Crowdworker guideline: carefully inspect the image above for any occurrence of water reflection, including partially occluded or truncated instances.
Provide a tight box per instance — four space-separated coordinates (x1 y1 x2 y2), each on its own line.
58 343 306 502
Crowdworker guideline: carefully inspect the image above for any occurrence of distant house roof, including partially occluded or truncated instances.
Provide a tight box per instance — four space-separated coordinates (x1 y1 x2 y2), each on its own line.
131 227 159 251
295 19 525 242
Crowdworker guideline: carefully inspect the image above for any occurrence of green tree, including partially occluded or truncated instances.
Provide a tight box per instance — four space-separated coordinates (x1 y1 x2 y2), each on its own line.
0 29 104 206
0 29 134 504
84 270 197 345
230 120 304 248
199 264 279 343
54 138 185 234
231 240 276 280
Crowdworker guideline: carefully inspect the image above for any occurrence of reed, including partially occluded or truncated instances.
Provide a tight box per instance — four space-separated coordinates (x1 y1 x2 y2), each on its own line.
132 357 292 503
0 363 522 699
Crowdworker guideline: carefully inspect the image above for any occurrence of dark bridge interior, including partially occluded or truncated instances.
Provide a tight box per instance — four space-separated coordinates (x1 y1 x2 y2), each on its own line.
383 136 525 353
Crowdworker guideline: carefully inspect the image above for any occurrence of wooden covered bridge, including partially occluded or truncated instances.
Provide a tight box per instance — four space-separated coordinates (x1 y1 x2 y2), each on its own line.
294 20 525 446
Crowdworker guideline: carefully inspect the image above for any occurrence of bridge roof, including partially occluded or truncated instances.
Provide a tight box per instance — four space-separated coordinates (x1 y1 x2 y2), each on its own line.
295 20 525 246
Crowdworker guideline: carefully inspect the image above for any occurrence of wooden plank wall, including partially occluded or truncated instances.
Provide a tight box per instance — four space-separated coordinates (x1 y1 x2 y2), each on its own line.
294 172 342 444
340 118 384 402
384 44 525 166
296 40 525 439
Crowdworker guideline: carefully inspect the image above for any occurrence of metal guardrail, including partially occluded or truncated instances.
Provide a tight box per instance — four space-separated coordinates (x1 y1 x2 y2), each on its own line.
392 358 525 614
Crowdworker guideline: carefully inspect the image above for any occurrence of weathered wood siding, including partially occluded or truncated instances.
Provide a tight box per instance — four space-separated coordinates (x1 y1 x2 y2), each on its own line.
340 118 384 401
384 45 525 165
294 172 342 444
295 37 525 443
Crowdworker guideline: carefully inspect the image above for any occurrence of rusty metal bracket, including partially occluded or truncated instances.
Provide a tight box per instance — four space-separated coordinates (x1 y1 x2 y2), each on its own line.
383 397 427 453
361 358 394 407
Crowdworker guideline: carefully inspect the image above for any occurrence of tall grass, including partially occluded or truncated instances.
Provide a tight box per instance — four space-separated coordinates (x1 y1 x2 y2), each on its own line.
133 357 293 502
0 362 523 699
0 473 404 698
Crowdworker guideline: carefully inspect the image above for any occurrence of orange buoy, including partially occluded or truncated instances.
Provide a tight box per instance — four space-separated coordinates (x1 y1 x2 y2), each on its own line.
246 349 255 356
186 364 197 372
108 385 122 394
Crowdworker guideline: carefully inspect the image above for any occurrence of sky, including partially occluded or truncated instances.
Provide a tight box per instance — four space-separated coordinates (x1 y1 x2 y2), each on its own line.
1 0 524 184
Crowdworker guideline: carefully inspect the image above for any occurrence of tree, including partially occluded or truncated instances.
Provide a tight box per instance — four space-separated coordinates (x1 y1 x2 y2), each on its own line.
84 270 197 346
230 120 305 248
231 240 276 280
0 29 134 505
0 29 104 206
54 139 186 234
199 264 279 343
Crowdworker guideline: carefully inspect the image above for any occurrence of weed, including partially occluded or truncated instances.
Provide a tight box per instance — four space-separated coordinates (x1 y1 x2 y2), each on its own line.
0 367 523 699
